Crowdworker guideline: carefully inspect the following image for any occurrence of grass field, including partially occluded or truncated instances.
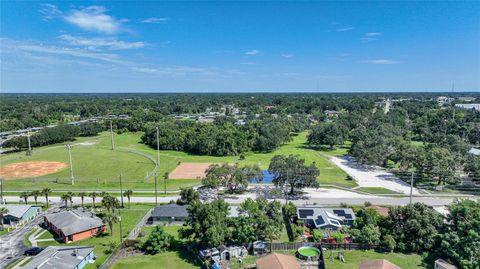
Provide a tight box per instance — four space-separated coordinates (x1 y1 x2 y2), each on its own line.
1 131 354 190
323 250 428 269
356 187 403 195
34 204 150 269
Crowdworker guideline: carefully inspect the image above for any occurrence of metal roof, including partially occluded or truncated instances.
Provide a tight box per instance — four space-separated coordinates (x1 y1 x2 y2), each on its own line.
22 246 94 269
297 207 356 228
0 204 41 219
44 209 103 236
151 204 188 218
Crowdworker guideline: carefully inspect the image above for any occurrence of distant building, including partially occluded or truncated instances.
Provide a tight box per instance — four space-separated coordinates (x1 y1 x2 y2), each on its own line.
469 148 480 156
455 104 480 110
457 96 476 102
297 207 356 230
148 204 188 224
44 209 105 243
359 259 402 269
434 259 457 269
256 253 301 269
21 246 95 269
437 96 454 106
324 110 341 117
0 204 42 226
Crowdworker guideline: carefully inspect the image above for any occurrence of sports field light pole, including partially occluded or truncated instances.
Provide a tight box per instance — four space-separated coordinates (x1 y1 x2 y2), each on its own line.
65 144 74 185
409 171 414 204
155 127 160 203
110 121 115 150
119 174 124 208
0 176 3 204
27 132 32 156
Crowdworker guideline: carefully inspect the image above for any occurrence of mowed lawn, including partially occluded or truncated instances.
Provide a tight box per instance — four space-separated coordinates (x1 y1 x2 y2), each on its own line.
1 131 354 190
35 204 150 269
324 250 428 269
112 225 201 269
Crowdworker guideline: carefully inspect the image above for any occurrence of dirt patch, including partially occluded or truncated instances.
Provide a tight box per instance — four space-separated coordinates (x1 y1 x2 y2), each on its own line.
76 141 98 146
168 163 214 179
0 161 67 179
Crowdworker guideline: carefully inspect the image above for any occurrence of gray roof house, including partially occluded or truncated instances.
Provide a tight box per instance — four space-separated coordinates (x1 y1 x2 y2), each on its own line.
148 204 188 224
44 209 105 243
21 246 95 269
0 204 42 226
297 207 356 230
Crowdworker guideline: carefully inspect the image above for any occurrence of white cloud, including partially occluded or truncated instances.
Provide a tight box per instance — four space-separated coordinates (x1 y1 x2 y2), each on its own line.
1 38 124 64
281 54 294 58
64 6 122 34
360 59 400 65
362 32 383 42
131 66 213 76
141 17 169 24
336 27 354 32
245 50 260 55
39 3 62 21
59 35 145 50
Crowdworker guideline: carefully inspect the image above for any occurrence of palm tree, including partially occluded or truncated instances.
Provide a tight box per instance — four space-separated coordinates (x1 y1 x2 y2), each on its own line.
101 194 120 213
0 208 9 230
102 212 117 236
20 192 30 204
123 190 133 209
60 194 69 208
42 188 52 208
78 192 87 208
89 192 98 208
31 190 41 204
66 192 74 207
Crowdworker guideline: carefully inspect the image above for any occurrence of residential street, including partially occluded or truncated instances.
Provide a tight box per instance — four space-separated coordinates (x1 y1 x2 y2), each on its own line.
0 204 60 269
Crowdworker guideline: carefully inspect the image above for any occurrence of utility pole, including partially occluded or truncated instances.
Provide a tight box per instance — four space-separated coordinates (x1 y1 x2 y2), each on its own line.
409 171 414 204
156 127 160 172
119 174 124 208
110 121 115 150
65 144 74 185
0 176 3 204
27 132 32 156
154 171 158 206
118 208 123 243
285 169 289 206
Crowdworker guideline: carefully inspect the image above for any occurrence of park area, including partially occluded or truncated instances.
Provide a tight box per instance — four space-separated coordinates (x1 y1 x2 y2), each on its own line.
0 131 354 191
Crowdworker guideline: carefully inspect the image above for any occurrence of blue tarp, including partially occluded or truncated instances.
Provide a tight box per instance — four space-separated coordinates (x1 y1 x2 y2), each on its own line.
251 170 275 184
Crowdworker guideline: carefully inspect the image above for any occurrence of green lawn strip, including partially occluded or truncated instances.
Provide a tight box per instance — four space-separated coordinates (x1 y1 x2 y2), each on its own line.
34 204 149 269
0 227 14 236
111 251 200 269
23 229 37 247
5 257 30 269
323 250 427 269
355 187 403 195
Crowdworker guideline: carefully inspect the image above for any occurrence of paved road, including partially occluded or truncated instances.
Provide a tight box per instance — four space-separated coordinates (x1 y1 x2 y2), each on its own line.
0 204 60 269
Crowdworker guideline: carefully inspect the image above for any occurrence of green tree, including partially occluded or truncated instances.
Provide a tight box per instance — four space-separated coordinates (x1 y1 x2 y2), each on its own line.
381 234 396 252
89 192 98 208
308 123 346 149
238 197 283 241
0 208 8 230
268 155 320 194
102 194 120 213
60 193 70 208
31 190 41 204
102 212 118 236
383 203 443 252
231 217 257 244
465 155 480 182
351 224 381 245
420 147 458 185
42 188 52 208
123 190 133 209
143 225 172 254
78 192 87 208
176 187 200 205
66 192 74 207
180 199 230 247
20 192 30 204
440 199 480 269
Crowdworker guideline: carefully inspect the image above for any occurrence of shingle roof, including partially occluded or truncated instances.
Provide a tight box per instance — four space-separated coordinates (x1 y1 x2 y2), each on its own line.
22 246 94 269
256 253 301 269
359 259 402 269
44 209 103 236
151 204 188 218
0 205 40 219
435 259 457 269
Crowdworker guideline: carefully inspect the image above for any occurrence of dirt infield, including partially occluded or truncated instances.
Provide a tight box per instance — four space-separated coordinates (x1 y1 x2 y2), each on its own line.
168 163 214 179
0 161 67 179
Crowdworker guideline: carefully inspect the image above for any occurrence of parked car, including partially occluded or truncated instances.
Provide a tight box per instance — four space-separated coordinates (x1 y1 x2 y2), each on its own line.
24 247 44 256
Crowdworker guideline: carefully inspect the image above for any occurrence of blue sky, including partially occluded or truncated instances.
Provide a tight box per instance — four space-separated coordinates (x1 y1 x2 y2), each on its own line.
1 1 479 92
